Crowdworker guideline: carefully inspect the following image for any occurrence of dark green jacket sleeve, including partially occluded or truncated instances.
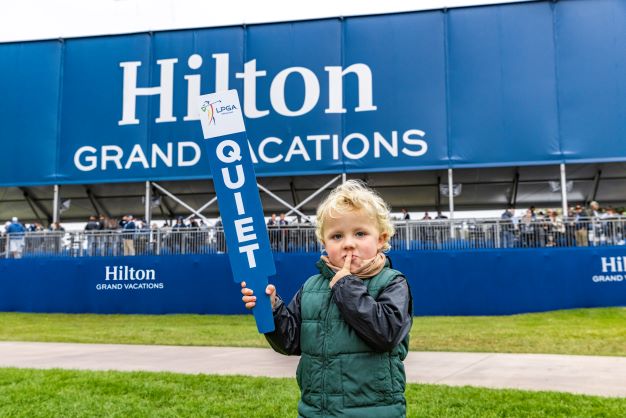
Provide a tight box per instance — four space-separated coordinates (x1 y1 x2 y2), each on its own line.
332 275 412 352
264 286 303 355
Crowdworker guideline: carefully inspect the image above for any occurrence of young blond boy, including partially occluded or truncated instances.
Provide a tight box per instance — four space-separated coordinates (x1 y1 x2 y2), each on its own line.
242 180 412 417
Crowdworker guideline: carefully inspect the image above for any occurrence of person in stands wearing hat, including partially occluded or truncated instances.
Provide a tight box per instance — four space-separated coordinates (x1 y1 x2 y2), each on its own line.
6 217 26 259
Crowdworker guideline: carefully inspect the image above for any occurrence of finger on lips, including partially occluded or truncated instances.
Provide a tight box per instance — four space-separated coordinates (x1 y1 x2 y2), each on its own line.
343 251 353 269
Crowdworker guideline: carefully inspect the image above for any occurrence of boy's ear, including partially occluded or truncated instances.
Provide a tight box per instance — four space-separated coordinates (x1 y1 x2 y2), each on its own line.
377 233 388 250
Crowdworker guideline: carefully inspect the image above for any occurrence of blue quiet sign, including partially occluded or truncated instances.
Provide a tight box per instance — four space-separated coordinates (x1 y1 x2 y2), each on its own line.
198 89 276 333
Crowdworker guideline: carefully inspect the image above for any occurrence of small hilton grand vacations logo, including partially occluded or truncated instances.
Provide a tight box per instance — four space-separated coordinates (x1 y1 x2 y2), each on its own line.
95 265 164 290
592 256 626 283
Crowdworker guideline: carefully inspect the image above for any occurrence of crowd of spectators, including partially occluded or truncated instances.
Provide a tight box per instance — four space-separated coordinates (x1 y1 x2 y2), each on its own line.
498 202 626 248
2 202 625 258
0 217 66 258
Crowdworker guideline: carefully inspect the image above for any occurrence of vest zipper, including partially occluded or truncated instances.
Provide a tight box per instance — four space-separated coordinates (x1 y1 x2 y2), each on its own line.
321 285 335 415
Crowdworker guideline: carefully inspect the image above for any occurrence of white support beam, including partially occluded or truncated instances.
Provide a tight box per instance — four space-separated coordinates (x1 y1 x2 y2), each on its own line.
53 185 60 224
448 168 454 238
152 182 209 222
257 183 311 222
185 196 218 221
560 163 568 217
145 181 152 226
285 175 341 217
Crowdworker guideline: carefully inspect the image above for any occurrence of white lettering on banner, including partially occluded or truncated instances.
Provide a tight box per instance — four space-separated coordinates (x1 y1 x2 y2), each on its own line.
74 142 200 172
184 54 230 121
96 283 165 290
590 256 626 284
119 59 178 125
270 67 320 116
119 53 376 124
73 130 428 172
105 265 156 281
592 275 624 282
258 137 284 163
601 256 626 273
214 139 261 269
284 136 311 162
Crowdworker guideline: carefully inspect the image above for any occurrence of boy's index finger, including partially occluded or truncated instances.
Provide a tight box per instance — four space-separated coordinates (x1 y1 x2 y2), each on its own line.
343 251 353 270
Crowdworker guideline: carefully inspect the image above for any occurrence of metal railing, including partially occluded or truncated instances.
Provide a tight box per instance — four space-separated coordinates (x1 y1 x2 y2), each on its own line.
1 217 625 259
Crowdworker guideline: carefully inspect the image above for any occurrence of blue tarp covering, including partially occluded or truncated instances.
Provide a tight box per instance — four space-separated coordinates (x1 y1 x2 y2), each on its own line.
0 248 624 315
1 0 625 187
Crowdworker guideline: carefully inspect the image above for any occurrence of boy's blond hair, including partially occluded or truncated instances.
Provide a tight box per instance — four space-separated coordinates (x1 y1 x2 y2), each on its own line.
316 180 395 252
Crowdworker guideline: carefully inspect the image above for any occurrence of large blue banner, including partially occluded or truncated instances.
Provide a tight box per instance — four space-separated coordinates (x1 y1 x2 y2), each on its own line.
1 0 625 187
0 249 624 315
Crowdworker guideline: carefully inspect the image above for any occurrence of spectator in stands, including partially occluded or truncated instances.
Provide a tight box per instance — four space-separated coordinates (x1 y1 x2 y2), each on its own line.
546 209 565 247
28 222 44 232
267 213 279 251
98 215 106 230
48 222 65 254
169 216 187 254
6 217 26 259
401 208 410 220
520 209 535 247
278 213 289 251
564 207 577 246
214 217 225 252
123 215 136 256
85 216 100 256
422 212 432 220
435 211 448 220
604 207 621 245
589 201 602 218
85 216 100 232
172 216 186 230
500 206 515 248
574 204 589 247
49 222 65 232
588 201 604 246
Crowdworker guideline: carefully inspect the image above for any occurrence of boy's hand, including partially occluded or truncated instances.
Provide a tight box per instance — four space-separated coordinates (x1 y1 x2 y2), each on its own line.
329 250 353 288
241 281 277 309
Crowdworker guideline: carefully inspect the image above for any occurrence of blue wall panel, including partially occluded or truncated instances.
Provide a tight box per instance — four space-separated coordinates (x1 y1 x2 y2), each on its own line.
555 0 626 163
0 249 624 316
0 41 62 186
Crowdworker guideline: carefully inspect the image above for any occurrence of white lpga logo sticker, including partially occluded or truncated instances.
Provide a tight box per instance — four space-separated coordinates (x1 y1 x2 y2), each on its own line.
199 90 246 139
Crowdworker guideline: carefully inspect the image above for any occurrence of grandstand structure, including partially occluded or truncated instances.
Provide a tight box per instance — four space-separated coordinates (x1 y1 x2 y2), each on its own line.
0 0 625 316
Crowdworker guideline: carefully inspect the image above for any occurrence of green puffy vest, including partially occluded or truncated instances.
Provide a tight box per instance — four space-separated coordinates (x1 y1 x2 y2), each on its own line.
296 261 410 418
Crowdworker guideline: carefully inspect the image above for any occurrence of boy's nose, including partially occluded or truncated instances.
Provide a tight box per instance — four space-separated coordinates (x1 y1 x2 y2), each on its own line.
343 237 356 249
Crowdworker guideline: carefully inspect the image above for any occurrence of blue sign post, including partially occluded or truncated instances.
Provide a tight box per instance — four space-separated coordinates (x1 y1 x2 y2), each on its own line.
198 90 275 333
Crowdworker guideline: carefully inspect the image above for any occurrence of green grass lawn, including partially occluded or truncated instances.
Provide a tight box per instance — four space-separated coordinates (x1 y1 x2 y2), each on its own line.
0 368 623 418
0 307 625 356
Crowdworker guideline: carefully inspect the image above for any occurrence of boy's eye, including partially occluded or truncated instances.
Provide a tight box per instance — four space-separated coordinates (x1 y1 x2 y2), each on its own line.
331 234 342 240
355 231 367 237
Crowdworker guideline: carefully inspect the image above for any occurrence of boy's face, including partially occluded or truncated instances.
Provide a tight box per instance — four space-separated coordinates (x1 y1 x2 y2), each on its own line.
322 209 386 271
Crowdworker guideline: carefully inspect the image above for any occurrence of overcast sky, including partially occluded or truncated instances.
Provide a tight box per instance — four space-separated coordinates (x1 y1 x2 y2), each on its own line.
1 0 533 43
